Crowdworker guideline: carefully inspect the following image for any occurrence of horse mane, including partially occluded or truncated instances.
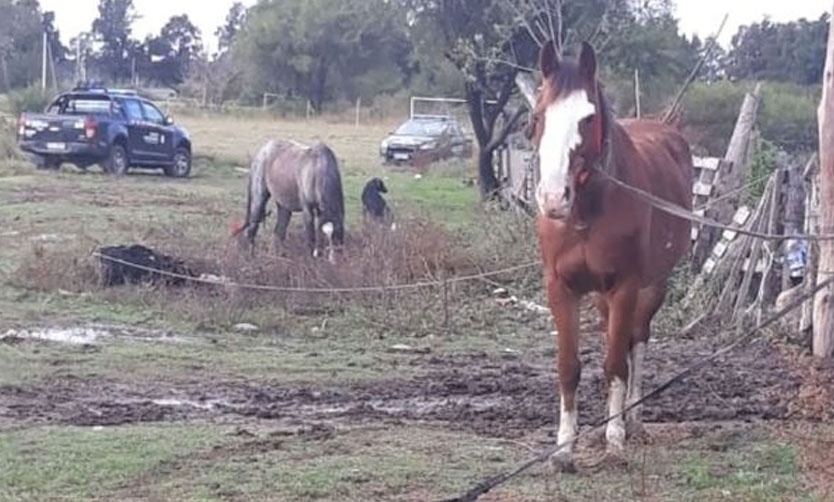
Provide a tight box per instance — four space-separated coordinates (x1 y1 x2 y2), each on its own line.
594 81 616 175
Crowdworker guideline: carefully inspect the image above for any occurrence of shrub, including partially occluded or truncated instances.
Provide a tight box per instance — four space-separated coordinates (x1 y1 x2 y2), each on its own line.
681 80 819 155
7 85 52 116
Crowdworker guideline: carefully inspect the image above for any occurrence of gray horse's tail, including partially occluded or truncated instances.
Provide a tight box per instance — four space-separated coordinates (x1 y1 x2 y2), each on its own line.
313 144 345 238
235 142 272 237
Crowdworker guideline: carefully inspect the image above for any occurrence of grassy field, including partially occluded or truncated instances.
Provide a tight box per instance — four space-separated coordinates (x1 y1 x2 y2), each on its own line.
1 111 831 501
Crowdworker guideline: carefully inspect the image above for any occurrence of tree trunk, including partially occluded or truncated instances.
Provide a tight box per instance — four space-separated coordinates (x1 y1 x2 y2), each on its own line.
0 53 9 93
477 147 501 200
814 5 834 358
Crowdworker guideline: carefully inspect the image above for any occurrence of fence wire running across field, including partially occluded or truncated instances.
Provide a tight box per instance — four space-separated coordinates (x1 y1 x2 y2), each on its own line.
91 251 540 294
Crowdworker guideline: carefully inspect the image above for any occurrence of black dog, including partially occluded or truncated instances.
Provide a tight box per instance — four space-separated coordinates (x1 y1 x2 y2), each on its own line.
361 177 395 229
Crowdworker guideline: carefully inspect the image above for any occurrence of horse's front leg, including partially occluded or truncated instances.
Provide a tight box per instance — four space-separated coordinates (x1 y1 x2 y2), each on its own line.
546 273 582 473
302 206 317 258
604 281 638 458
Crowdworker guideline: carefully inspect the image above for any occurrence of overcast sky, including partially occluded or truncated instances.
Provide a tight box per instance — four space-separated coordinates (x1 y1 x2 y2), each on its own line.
40 0 830 54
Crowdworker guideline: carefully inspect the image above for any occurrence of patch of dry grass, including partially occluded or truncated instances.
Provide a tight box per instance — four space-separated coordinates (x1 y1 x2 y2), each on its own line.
177 114 399 171
9 204 540 333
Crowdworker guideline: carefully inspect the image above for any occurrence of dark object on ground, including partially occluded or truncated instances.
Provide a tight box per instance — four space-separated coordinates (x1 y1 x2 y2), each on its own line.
97 244 195 286
361 177 395 228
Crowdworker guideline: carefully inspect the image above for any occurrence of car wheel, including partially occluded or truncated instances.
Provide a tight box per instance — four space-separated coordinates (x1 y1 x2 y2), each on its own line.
164 147 191 178
104 145 129 175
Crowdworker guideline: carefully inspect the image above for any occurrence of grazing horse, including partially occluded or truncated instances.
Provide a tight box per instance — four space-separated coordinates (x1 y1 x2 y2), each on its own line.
527 41 693 470
233 138 346 262
361 177 396 230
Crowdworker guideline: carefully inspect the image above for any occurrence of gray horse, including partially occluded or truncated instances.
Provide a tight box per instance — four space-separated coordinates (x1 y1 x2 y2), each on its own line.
234 138 345 262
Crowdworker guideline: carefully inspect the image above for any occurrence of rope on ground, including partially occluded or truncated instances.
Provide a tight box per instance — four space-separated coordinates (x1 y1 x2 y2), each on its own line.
438 274 834 502
595 167 834 241
90 251 539 294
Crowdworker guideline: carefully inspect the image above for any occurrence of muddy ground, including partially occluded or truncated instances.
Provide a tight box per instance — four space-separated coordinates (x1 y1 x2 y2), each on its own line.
0 323 813 440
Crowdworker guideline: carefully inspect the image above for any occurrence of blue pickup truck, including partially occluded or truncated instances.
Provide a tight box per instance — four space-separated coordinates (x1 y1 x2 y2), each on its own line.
16 84 193 177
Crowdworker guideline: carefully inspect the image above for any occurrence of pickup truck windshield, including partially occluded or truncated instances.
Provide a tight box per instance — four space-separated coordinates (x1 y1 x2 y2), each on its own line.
47 96 113 115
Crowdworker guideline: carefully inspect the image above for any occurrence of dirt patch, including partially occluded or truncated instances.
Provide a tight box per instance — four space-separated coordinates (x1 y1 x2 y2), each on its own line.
0 332 804 437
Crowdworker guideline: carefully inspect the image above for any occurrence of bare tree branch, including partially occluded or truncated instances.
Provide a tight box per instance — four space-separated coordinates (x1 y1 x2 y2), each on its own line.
661 12 729 124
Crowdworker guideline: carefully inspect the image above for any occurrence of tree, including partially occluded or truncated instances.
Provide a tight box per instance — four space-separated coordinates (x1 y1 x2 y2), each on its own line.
215 1 246 57
91 0 138 82
0 0 45 91
726 14 829 85
233 0 414 111
814 4 834 358
140 14 202 85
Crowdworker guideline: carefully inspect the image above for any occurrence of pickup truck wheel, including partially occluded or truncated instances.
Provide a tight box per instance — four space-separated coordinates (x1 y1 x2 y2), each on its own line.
104 145 129 175
164 147 191 178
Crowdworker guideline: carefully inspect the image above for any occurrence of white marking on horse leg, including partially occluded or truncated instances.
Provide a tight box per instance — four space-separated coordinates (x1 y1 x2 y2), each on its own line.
626 342 645 426
557 394 578 454
312 248 320 258
321 221 334 237
605 376 627 450
536 89 596 215
321 221 335 263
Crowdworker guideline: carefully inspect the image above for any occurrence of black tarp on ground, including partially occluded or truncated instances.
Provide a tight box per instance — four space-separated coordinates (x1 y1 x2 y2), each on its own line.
97 244 195 286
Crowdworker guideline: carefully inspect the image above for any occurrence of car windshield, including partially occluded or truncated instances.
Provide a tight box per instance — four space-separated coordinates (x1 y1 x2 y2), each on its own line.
394 119 448 137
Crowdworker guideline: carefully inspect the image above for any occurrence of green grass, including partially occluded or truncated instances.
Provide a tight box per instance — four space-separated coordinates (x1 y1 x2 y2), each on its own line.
0 425 222 502
0 422 814 502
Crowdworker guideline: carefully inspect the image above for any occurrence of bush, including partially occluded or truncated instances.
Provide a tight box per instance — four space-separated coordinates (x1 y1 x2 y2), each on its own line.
681 80 749 155
7 85 52 116
0 119 23 161
681 80 819 155
759 82 820 152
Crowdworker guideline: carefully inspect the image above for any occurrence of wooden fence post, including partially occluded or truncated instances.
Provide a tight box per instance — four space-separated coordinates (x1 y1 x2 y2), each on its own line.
691 84 761 270
814 6 834 358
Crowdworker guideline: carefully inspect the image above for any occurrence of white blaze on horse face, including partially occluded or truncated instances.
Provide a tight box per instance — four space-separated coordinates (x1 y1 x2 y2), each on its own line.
536 89 596 217
605 376 627 450
557 394 578 453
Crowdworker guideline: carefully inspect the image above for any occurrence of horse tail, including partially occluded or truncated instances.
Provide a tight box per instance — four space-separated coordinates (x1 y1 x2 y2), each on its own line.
235 141 273 237
314 144 346 225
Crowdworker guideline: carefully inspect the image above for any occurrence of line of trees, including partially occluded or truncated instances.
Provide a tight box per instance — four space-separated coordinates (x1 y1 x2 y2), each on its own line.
1 1 827 103
0 0 828 195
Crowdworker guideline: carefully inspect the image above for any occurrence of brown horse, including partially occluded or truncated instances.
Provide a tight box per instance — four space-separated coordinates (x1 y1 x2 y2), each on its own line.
527 41 693 470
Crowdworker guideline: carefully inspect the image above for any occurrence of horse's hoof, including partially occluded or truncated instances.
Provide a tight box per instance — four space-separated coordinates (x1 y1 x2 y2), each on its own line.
549 450 578 474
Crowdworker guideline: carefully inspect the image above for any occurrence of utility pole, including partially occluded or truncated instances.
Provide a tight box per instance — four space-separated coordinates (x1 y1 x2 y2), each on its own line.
41 29 48 90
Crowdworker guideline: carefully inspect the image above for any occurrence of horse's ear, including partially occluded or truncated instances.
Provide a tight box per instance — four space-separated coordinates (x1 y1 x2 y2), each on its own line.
578 41 597 82
539 40 560 79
